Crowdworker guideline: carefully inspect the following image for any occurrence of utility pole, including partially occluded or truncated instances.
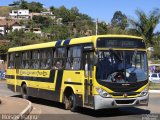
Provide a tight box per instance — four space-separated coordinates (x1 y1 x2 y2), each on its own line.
96 18 98 35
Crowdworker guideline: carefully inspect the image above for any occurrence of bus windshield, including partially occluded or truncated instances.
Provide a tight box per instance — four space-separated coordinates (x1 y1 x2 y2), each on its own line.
96 50 148 83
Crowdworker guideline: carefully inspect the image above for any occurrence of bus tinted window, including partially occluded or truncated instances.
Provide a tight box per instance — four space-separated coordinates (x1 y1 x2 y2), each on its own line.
31 50 40 69
53 47 65 69
40 48 53 69
22 51 30 69
66 46 81 70
8 53 15 69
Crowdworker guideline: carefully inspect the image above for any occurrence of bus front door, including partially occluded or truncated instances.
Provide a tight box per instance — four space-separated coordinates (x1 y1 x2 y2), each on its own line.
84 52 94 107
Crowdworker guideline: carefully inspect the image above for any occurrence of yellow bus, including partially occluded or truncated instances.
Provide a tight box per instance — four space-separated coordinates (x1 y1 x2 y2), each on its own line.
6 35 149 111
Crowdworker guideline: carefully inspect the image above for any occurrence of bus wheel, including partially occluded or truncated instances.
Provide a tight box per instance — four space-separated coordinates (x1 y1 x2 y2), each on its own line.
64 93 77 112
21 84 28 99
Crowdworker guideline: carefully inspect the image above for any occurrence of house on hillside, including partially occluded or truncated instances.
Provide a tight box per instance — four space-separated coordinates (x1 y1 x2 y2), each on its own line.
0 20 26 35
33 28 42 36
24 27 42 36
12 22 25 31
9 9 30 19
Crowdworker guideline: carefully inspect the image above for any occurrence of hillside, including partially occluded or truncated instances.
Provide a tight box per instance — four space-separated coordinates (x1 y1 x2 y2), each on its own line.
0 6 13 17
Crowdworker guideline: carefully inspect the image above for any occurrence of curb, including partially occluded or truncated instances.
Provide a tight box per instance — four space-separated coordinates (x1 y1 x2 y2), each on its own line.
149 90 160 93
14 99 32 120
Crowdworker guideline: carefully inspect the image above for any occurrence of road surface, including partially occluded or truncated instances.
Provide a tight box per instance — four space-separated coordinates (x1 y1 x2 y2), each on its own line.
1 80 160 120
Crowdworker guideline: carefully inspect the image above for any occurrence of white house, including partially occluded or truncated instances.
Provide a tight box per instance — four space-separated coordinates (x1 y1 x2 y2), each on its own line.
41 11 53 16
9 9 30 19
0 25 6 35
33 28 42 36
12 22 25 31
0 20 26 35
24 28 42 36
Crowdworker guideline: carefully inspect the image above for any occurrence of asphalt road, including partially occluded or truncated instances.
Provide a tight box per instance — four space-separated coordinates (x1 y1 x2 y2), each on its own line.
1 80 160 120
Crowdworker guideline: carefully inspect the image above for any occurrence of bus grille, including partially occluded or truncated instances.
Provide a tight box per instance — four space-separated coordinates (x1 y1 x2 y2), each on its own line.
110 92 139 96
115 99 135 104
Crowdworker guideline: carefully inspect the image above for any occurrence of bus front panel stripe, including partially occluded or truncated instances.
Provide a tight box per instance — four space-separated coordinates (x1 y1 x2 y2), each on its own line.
63 39 71 45
55 40 62 47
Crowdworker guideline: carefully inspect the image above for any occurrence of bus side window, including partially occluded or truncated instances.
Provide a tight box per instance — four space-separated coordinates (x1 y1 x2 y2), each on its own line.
53 47 65 70
22 51 30 69
65 46 81 70
8 53 15 69
31 50 40 69
40 48 53 69
15 52 21 69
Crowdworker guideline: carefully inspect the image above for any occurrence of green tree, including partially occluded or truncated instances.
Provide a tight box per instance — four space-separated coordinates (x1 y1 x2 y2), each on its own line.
51 25 70 40
19 0 28 9
55 6 71 24
28 2 43 12
97 21 108 35
129 8 160 46
71 7 79 15
111 11 128 30
50 6 56 14
32 16 54 28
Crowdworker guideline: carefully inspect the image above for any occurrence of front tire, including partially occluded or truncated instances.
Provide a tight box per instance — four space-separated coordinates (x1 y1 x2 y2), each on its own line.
64 93 77 112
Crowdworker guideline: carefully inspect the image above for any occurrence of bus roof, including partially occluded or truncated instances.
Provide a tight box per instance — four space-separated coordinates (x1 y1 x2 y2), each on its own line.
8 35 143 52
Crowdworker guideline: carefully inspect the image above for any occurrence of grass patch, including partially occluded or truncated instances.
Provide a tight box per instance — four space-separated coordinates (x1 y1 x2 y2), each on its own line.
0 6 13 16
149 82 160 90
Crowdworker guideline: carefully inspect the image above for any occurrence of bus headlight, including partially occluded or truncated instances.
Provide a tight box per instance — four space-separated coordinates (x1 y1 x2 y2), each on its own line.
95 87 111 98
139 87 148 97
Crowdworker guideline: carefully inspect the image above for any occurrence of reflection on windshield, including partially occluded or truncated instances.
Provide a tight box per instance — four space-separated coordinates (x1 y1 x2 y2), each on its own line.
96 50 148 83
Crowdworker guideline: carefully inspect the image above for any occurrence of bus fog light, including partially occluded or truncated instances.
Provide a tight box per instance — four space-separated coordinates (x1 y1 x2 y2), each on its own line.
95 87 111 98
139 88 148 97
139 99 148 104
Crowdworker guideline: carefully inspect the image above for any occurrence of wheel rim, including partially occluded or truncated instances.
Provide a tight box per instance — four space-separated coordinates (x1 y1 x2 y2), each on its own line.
22 85 27 98
69 95 73 108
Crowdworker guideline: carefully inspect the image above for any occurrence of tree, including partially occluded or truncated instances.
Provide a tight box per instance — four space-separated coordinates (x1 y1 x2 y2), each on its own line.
28 2 43 12
111 11 128 30
19 0 28 9
55 6 71 24
97 21 108 35
71 7 79 15
32 16 54 28
129 8 160 46
50 6 56 14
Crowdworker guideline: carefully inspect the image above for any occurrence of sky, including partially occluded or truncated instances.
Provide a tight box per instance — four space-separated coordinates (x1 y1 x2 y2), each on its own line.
0 0 160 31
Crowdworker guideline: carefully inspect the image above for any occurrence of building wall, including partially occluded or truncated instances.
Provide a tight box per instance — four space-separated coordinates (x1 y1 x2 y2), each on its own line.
9 9 29 19
12 25 25 31
0 26 5 35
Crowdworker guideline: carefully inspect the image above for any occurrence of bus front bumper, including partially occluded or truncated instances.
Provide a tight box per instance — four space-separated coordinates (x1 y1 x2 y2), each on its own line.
94 94 149 110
